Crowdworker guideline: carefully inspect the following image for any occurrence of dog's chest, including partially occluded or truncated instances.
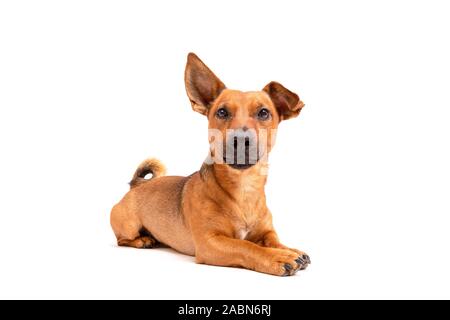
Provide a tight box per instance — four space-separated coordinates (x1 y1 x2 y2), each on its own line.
236 227 250 240
233 202 259 240
233 195 263 241
230 175 265 241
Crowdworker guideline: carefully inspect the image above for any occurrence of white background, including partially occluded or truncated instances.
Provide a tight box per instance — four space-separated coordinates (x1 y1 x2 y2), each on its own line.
1 0 449 299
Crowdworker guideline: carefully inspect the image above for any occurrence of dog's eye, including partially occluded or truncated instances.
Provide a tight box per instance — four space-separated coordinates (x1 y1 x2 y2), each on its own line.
257 108 271 121
216 107 230 119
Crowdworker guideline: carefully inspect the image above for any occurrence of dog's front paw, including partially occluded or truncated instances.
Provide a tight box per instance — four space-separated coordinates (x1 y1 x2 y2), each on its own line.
285 248 310 270
264 249 310 276
270 245 311 271
295 253 311 270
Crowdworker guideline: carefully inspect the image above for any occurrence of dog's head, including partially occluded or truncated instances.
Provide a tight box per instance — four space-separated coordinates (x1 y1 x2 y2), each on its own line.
185 53 304 170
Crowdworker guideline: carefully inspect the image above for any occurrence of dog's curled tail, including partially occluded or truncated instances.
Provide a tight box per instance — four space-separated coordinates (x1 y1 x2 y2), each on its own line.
129 158 167 189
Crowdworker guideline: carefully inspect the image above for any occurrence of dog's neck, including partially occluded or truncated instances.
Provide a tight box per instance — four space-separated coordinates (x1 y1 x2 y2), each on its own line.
201 162 268 201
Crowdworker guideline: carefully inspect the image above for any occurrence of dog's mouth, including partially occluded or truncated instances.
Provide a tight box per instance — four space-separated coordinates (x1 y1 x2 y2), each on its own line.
222 141 259 170
226 162 256 170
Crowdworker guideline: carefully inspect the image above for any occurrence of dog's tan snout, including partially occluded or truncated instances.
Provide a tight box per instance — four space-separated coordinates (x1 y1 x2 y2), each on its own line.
224 128 258 166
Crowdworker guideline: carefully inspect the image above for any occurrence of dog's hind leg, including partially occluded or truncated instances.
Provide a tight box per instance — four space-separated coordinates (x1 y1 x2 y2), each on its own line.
117 227 157 249
110 204 157 249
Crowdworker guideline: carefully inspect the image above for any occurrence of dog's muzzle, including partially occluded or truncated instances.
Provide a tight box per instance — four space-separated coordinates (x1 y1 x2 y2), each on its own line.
223 129 260 170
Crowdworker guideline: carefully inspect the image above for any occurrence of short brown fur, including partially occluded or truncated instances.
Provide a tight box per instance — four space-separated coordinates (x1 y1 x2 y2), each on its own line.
110 53 309 276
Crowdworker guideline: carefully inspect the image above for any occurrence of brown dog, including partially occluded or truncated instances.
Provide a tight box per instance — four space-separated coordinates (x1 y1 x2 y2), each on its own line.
110 53 310 276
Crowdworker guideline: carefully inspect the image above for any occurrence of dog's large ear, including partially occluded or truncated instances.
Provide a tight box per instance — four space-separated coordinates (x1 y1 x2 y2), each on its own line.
185 53 226 115
263 81 304 121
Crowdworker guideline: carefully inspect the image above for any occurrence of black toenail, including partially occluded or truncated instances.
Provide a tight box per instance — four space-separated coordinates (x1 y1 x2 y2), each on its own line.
284 263 293 271
295 257 305 265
